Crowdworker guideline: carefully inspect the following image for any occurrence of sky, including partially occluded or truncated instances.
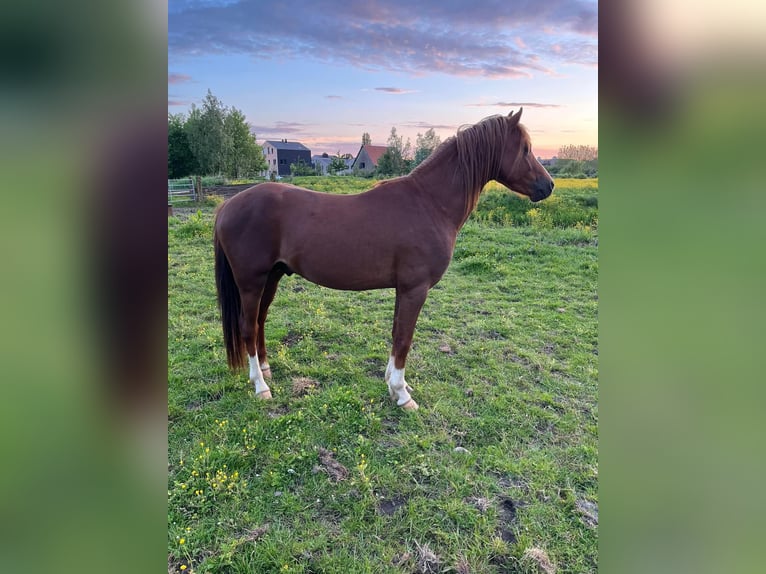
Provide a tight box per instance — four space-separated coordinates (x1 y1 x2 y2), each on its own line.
168 0 597 159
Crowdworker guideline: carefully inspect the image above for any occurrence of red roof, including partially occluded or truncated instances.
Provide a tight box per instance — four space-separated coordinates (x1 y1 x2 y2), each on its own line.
362 145 388 165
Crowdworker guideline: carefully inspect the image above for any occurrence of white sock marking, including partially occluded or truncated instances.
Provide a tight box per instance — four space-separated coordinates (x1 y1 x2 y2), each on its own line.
249 354 270 395
386 355 412 406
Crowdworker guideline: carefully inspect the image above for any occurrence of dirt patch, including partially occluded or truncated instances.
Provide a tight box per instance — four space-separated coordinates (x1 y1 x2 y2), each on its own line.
315 447 349 482
414 541 441 574
466 496 492 513
267 405 290 418
391 552 412 568
522 547 556 573
455 555 472 574
186 389 224 411
281 331 303 346
575 498 598 528
497 497 518 543
292 377 319 397
168 206 201 221
505 352 531 367
364 358 385 378
498 474 531 495
243 524 270 542
167 555 185 574
537 399 566 414
378 496 407 516
380 417 401 435
438 343 455 355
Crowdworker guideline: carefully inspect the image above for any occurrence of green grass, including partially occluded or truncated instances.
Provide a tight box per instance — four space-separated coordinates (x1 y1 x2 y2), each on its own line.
168 178 598 573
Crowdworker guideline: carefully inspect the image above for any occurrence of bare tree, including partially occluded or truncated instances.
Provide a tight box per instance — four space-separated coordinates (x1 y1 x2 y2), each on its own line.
557 144 598 162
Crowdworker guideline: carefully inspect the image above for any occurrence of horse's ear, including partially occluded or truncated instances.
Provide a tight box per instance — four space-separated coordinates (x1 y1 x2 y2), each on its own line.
508 107 523 127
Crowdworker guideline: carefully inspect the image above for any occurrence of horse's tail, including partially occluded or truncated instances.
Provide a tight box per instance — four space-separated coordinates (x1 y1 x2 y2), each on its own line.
214 223 246 370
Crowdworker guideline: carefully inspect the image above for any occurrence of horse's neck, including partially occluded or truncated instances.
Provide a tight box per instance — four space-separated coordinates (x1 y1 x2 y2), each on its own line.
410 140 486 231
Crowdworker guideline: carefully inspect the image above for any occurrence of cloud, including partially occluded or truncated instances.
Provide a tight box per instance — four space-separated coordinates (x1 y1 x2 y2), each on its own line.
374 87 417 94
402 121 459 130
168 99 191 106
325 95 343 99
168 73 192 84
466 101 562 108
169 1 597 79
250 121 313 137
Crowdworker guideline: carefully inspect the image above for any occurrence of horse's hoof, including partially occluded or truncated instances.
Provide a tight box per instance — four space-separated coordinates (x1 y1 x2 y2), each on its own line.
255 389 272 400
261 365 272 379
400 398 419 411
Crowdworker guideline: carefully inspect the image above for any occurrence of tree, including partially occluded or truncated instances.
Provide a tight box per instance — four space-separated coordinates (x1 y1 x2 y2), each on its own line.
551 144 599 178
223 107 267 178
414 128 442 167
362 132 371 146
376 127 413 176
168 113 199 178
557 144 598 162
290 159 316 176
177 90 267 178
185 89 228 175
328 151 348 175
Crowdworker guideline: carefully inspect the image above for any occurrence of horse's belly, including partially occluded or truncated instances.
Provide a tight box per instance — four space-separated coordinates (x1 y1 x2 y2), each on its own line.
290 254 395 291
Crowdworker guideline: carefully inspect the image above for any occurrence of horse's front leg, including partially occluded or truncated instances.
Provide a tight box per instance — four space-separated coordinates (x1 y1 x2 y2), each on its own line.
387 285 429 410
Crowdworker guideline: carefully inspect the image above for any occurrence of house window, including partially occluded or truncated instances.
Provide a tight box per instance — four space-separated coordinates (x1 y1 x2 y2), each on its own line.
360 162 365 169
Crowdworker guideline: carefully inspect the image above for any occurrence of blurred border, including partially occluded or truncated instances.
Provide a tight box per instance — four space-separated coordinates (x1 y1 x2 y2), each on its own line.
2 0 765 571
601 1 766 573
0 2 168 573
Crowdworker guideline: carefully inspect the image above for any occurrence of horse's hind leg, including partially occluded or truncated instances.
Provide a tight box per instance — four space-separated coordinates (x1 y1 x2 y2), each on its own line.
239 283 272 399
387 285 429 410
256 267 285 379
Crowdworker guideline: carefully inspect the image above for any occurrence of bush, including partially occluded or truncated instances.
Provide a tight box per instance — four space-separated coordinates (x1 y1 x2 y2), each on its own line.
202 194 225 208
172 211 213 239
290 160 317 177
473 180 598 228
200 174 226 187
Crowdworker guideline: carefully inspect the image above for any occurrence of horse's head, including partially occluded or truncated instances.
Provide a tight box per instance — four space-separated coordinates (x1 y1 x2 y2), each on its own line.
496 108 554 203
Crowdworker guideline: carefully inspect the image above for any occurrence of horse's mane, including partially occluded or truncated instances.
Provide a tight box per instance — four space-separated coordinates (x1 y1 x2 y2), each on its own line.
412 114 528 217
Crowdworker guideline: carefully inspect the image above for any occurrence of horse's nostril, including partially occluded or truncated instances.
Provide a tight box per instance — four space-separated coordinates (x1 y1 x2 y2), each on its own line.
549 180 555 192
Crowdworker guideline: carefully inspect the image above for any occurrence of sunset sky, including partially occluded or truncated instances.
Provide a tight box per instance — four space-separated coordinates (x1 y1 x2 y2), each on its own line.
168 1 597 158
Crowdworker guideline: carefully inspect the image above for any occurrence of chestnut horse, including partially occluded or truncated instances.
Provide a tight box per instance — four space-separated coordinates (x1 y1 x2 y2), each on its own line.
214 109 553 410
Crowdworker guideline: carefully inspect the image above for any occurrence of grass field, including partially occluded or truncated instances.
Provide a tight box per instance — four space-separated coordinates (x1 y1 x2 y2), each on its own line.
168 177 598 573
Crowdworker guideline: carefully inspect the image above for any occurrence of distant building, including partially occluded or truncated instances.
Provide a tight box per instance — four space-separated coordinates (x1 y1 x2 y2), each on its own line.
312 153 354 175
540 157 558 167
351 144 388 175
262 139 312 177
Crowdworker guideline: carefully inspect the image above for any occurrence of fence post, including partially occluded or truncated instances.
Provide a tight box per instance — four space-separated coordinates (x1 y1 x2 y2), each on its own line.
195 175 202 202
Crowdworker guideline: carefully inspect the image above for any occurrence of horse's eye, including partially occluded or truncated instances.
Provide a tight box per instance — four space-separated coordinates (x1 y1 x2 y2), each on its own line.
524 144 529 155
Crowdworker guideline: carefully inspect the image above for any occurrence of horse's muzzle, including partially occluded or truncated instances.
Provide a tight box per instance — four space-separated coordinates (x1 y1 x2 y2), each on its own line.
531 178 555 202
